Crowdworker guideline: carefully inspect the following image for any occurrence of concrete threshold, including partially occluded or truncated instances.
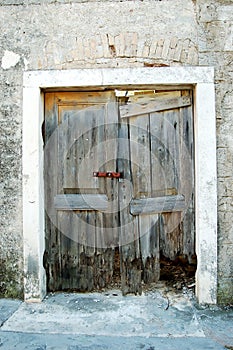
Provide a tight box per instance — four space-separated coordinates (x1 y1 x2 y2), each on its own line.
0 285 232 349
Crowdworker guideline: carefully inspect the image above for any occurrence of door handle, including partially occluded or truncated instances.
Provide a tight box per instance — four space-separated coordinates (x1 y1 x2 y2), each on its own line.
93 171 121 178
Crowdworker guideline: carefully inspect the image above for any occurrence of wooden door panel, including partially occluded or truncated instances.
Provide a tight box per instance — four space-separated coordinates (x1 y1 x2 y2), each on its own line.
44 91 118 291
150 110 180 195
59 106 105 191
119 90 194 278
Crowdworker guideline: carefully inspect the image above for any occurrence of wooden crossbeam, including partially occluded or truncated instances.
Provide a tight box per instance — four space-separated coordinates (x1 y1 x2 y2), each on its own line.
120 96 192 118
54 194 108 211
130 195 185 215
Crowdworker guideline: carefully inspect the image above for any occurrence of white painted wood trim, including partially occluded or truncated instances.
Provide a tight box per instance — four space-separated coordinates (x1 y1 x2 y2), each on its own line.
23 87 46 301
23 67 217 303
194 83 218 304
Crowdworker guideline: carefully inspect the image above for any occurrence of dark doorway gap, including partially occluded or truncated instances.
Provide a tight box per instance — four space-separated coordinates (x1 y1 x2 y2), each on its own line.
160 253 197 290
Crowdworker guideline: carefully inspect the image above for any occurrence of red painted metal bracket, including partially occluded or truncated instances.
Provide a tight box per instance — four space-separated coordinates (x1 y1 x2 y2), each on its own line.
93 171 121 178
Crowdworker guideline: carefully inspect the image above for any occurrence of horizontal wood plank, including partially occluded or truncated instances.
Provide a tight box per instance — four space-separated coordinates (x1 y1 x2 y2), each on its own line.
120 96 192 118
130 195 185 215
54 194 108 211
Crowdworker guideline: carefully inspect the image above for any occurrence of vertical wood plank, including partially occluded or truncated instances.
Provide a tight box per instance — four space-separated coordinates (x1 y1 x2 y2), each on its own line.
180 91 195 262
62 106 105 190
95 213 115 289
150 107 181 260
139 214 160 284
44 93 61 291
129 114 151 197
150 109 180 196
129 112 161 285
102 99 119 248
118 112 142 295
129 113 157 288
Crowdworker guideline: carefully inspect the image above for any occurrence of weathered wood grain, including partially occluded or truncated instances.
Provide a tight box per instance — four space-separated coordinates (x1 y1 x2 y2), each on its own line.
118 112 142 295
120 95 192 118
129 113 151 197
139 214 160 283
159 212 183 260
127 108 160 291
45 91 118 292
179 91 195 262
54 194 108 211
130 195 185 215
44 89 195 294
102 99 119 248
62 106 105 190
150 110 180 195
44 93 61 291
147 91 194 261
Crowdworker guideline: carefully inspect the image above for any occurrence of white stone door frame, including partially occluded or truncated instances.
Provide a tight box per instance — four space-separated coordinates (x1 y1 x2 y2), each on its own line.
23 67 217 303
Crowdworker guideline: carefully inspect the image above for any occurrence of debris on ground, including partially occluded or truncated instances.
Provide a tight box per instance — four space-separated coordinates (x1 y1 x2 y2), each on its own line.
89 253 197 295
160 254 196 291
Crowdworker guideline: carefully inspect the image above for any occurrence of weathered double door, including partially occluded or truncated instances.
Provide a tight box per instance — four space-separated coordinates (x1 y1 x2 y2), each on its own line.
44 90 194 294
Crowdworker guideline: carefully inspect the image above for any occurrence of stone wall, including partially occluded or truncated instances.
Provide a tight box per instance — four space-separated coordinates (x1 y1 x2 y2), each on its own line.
0 0 232 303
197 1 233 303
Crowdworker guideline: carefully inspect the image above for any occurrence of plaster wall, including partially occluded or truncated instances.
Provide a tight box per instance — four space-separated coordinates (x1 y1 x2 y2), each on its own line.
0 0 232 303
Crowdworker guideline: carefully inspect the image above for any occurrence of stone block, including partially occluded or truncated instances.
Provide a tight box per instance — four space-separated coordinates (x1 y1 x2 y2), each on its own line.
217 277 233 304
217 147 233 177
218 244 233 277
218 178 233 198
218 212 233 244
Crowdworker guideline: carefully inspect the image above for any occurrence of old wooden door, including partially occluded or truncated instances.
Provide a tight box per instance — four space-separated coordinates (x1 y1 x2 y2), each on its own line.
44 90 194 294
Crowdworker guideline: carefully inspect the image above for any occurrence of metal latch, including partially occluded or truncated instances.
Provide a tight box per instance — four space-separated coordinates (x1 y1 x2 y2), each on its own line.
93 171 121 179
